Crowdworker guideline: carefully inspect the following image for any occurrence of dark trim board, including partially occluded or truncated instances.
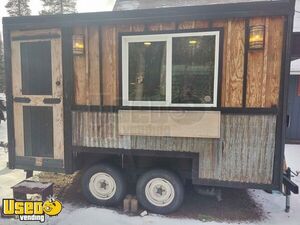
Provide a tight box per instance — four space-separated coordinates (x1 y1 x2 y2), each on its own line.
242 19 250 108
71 105 278 114
286 139 300 144
217 28 224 108
192 177 277 191
118 27 223 37
2 1 294 30
11 34 61 41
272 1 295 191
3 27 15 169
73 146 277 191
61 28 74 174
73 146 198 159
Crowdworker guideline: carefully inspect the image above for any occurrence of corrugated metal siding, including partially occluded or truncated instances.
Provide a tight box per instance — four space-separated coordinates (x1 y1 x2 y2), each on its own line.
198 115 276 184
72 112 276 184
72 112 131 149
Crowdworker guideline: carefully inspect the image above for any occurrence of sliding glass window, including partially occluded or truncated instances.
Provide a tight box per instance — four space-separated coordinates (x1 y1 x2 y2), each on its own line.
122 31 220 107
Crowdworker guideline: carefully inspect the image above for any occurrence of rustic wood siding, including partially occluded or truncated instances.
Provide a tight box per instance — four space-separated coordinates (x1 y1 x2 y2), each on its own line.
102 26 118 106
221 19 245 107
246 16 284 107
72 16 283 108
72 112 276 184
73 26 100 105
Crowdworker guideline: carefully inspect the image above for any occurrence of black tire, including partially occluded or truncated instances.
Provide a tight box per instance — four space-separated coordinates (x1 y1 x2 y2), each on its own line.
136 169 184 214
81 163 126 206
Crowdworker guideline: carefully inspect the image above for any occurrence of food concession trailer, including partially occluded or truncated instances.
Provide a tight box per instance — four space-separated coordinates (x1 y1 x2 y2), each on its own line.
3 0 298 214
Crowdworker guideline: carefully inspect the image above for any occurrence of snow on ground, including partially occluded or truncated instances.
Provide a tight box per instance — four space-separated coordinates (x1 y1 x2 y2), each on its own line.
0 117 26 203
0 118 299 225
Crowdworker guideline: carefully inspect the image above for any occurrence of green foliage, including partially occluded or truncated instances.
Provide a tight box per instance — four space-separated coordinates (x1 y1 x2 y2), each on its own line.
0 34 5 93
40 0 77 15
5 0 31 16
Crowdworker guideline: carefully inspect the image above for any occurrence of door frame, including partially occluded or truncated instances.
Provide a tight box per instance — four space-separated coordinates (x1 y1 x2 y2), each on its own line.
4 28 74 173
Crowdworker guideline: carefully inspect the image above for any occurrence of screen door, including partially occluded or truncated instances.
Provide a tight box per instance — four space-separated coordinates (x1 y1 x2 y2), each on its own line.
11 29 64 169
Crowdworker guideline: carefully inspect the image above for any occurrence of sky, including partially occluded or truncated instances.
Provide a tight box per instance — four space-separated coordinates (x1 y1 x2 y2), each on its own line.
295 0 300 31
0 0 116 34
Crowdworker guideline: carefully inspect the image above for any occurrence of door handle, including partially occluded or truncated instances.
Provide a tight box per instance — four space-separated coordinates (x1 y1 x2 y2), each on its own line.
14 97 31 103
287 115 291 128
43 98 61 104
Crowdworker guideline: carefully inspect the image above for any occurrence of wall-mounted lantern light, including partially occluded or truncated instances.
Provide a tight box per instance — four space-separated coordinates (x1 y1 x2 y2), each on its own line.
73 34 85 55
249 25 265 50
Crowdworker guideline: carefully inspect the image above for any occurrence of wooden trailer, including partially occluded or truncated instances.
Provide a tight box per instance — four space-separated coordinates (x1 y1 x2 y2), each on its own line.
3 0 299 214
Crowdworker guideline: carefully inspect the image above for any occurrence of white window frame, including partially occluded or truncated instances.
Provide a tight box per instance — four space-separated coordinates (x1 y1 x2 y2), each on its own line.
122 31 220 107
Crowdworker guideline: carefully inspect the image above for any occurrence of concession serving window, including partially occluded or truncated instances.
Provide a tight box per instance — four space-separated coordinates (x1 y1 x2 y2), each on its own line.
122 31 220 107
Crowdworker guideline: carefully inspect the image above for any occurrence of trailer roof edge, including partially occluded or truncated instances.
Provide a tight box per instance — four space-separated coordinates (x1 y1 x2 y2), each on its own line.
2 0 294 30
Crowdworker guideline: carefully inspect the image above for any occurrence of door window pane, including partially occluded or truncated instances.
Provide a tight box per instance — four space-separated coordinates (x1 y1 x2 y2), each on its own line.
172 36 216 104
21 41 52 95
128 41 166 101
23 106 54 158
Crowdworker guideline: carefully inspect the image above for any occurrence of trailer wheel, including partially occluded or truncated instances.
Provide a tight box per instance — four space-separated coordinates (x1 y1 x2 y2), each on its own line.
136 169 184 214
81 163 126 206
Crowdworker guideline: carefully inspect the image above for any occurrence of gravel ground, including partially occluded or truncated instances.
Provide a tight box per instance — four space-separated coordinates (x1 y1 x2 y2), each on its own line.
35 169 264 223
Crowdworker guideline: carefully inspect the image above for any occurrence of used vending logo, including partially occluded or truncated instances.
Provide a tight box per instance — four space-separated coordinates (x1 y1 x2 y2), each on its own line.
1 196 62 223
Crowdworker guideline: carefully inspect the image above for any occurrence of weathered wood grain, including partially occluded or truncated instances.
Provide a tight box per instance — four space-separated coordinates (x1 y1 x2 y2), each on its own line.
11 28 61 38
72 17 282 108
130 24 145 32
195 20 209 28
212 19 245 107
102 26 118 106
88 26 101 105
265 16 284 107
73 27 88 105
73 26 101 105
224 19 245 107
246 17 283 107
147 22 176 31
178 21 195 29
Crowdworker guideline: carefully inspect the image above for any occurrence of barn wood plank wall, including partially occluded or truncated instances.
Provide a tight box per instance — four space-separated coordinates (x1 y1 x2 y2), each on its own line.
246 16 284 107
72 112 276 184
218 19 245 107
73 26 100 105
72 16 283 108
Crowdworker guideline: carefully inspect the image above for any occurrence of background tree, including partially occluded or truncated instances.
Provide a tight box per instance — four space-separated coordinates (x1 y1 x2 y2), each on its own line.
40 0 77 15
5 0 31 16
0 34 5 93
